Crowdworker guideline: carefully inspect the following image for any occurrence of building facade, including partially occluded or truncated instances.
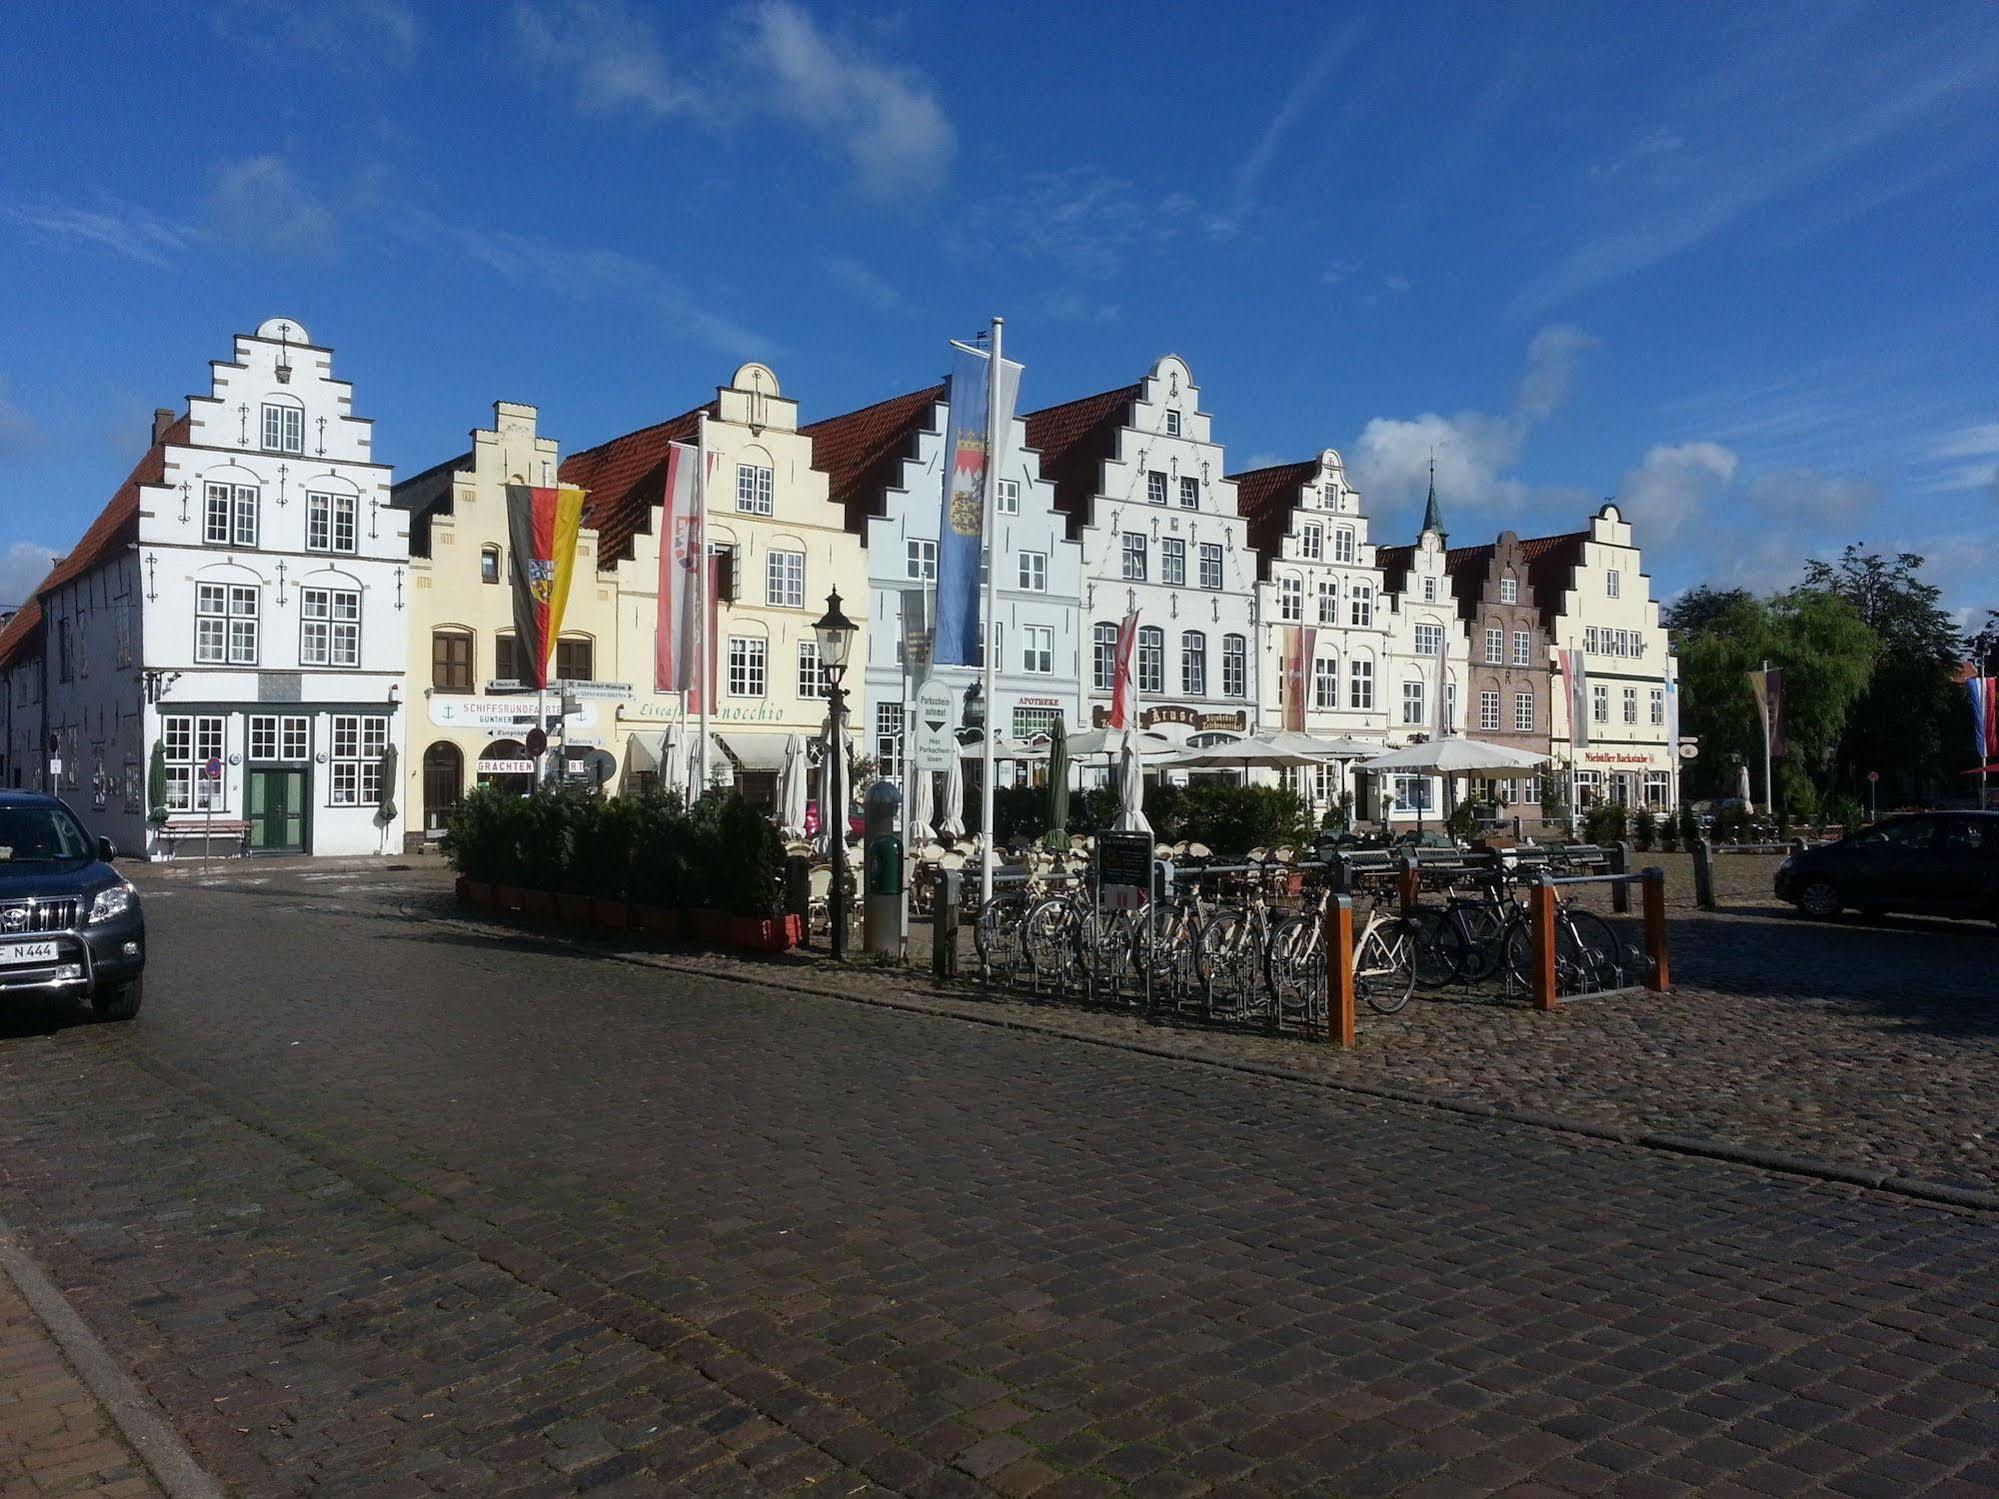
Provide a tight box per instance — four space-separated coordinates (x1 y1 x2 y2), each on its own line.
394 401 647 842
0 318 410 857
561 363 868 803
1532 504 1679 813
1024 357 1260 765
1443 530 1554 824
1235 448 1392 809
1373 484 1471 823
805 384 1086 789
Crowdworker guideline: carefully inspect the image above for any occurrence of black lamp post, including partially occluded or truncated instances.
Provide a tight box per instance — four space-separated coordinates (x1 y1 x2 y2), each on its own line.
813 589 859 959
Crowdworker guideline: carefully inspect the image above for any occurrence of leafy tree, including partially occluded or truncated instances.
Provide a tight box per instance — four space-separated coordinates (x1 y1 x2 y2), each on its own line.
1970 609 1999 675
1798 547 1964 797
1663 585 1754 642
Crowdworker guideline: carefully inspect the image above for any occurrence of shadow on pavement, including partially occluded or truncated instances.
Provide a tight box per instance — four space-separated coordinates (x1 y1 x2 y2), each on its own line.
0 995 103 1041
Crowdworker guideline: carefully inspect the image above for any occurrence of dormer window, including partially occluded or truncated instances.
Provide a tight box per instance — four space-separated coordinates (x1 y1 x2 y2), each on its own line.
1500 575 1519 604
261 402 303 454
1164 409 1181 437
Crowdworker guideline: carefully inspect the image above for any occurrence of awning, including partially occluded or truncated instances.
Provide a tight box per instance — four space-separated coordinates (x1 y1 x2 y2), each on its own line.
718 732 791 773
622 731 662 776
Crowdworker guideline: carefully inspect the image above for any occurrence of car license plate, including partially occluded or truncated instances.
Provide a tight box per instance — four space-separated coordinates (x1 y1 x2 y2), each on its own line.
0 940 60 966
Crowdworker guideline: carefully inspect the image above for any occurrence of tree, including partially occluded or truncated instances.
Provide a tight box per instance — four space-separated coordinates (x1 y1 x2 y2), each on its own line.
1673 590 1875 801
1798 547 1965 798
1663 585 1754 642
1970 609 1999 675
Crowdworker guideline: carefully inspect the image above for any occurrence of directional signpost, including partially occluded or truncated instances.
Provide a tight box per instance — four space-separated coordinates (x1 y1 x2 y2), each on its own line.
911 680 957 775
201 757 223 872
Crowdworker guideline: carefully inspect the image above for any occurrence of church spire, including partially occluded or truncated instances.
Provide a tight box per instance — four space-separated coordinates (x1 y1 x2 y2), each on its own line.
1420 455 1445 543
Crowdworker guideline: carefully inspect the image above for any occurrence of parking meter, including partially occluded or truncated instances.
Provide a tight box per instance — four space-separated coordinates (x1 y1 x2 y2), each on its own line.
863 781 903 958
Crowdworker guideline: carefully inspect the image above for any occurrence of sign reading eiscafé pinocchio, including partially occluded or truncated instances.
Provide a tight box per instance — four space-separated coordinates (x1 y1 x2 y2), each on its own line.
1091 705 1248 733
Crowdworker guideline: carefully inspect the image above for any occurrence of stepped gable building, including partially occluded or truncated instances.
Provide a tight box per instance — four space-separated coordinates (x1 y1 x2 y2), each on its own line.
1233 448 1391 807
2 317 410 857
395 400 662 841
1371 469 1471 823
1024 356 1259 756
560 363 868 804
804 382 1084 790
1523 503 1678 812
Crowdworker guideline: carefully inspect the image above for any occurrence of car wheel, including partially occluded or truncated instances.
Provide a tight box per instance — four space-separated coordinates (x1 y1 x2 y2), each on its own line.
90 976 142 1022
1795 881 1843 920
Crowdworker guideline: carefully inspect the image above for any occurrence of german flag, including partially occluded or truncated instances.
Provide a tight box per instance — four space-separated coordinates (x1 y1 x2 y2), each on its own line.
506 483 586 689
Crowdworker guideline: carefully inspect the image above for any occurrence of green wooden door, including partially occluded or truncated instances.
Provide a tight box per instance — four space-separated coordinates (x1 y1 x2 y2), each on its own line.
249 769 306 853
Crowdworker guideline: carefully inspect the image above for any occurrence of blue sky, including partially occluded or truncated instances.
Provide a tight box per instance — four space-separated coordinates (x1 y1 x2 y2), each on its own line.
3 1 1995 622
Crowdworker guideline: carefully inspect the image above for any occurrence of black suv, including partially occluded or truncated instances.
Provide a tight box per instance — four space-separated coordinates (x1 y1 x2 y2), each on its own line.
1775 810 1999 925
0 792 145 1019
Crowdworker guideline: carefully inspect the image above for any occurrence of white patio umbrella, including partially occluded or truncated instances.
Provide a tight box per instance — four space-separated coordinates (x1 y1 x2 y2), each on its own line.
1110 741 1151 833
1065 727 1175 757
777 734 810 836
1358 738 1548 774
660 725 690 800
1738 761 1754 815
956 735 1039 760
1160 733 1379 770
908 767 937 842
940 751 967 837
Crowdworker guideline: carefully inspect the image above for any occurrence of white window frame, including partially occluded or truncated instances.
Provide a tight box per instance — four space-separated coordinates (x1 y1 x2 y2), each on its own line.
1198 543 1223 590
765 549 805 608
1278 576 1302 622
905 538 936 581
1092 622 1118 691
300 587 360 667
1513 630 1531 667
1333 528 1355 564
1136 626 1164 694
1178 475 1198 509
1479 690 1500 731
160 714 227 811
1350 657 1374 709
306 491 358 554
994 478 1020 515
1221 634 1246 698
1623 686 1639 724
1122 533 1148 581
875 703 903 779
1500 576 1519 604
1592 683 1610 724
1650 688 1665 726
261 402 303 455
1160 538 1185 586
1402 679 1426 726
1317 581 1338 625
1485 627 1503 663
736 463 773 515
1415 623 1444 656
1021 624 1054 675
1163 409 1181 437
1146 470 1167 506
204 482 258 548
1606 569 1621 598
1423 576 1437 603
1300 524 1322 561
1516 692 1535 732
727 636 767 697
326 715 388 807
1313 656 1338 709
1350 584 1373 628
796 641 824 700
1181 630 1206 695
1018 551 1047 592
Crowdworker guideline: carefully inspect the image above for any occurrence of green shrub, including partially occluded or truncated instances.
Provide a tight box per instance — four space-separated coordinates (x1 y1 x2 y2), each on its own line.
1583 802 1628 845
1823 792 1864 834
1676 804 1700 847
715 794 783 917
1631 807 1657 851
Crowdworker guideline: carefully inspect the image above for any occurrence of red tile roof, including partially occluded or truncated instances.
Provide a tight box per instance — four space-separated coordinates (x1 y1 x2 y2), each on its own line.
801 384 945 536
1227 460 1318 578
557 402 714 567
1520 530 1588 627
0 597 44 671
1022 382 1142 535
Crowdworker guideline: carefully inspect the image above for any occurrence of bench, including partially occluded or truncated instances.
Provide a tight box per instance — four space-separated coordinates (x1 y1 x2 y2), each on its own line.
157 819 251 858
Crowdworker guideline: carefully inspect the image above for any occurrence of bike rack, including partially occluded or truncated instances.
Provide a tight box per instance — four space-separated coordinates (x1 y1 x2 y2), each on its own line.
1527 868 1671 1010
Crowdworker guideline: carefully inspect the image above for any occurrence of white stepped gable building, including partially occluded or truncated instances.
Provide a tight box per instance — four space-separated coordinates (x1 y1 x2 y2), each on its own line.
1023 357 1260 760
1372 480 1471 823
4 317 410 856
1234 449 1392 806
805 385 1085 786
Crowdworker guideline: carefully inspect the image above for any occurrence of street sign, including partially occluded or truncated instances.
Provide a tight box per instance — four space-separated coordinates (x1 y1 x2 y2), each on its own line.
911 679 957 774
476 757 535 774
1677 742 1698 760
202 757 224 780
524 726 548 757
1096 830 1153 912
552 680 634 701
1866 769 1880 784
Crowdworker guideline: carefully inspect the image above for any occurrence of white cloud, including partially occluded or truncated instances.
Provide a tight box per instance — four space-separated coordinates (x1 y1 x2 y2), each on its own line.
1917 421 1999 498
1225 15 1368 228
1616 442 1738 543
823 256 902 312
511 0 688 117
213 0 419 69
207 156 337 256
2 201 193 267
1513 324 1599 423
0 542 56 608
739 1 956 199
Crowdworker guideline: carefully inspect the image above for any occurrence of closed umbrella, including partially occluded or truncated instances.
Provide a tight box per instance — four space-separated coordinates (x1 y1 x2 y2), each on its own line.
908 766 937 842
940 749 966 837
1111 740 1150 834
146 739 168 824
1044 718 1069 849
375 743 398 822
778 734 809 836
1738 761 1754 815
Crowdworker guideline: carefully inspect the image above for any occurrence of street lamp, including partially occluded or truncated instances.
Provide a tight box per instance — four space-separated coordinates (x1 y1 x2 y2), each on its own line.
813 590 859 959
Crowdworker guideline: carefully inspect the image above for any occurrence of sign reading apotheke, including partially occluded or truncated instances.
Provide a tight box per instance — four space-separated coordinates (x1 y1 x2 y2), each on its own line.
430 695 599 731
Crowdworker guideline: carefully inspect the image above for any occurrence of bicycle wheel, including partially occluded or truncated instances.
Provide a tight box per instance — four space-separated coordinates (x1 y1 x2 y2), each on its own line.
1135 905 1203 1005
1563 908 1638 992
1452 901 1508 983
1502 908 1606 995
1402 906 1465 989
1355 918 1418 1014
1021 896 1081 985
1198 911 1259 1018
1265 913 1325 1025
974 893 1028 977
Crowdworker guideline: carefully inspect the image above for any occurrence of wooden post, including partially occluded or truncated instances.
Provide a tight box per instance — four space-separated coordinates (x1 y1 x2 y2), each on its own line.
1326 895 1356 1048
1530 876 1559 1011
1642 867 1670 992
1609 841 1630 913
932 870 959 980
1691 837 1717 911
1397 854 1421 916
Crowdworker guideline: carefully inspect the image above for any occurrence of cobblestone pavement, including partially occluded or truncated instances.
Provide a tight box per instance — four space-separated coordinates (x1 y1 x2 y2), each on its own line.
0 860 1992 1495
0 1271 161 1497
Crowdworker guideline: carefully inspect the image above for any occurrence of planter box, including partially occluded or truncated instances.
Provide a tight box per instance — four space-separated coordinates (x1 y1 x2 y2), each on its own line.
631 903 681 938
494 884 529 915
555 893 594 927
729 914 801 952
692 909 729 943
593 898 631 932
456 877 496 910
520 888 558 921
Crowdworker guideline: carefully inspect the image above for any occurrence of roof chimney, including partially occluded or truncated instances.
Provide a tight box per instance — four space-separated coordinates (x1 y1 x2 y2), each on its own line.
152 408 176 444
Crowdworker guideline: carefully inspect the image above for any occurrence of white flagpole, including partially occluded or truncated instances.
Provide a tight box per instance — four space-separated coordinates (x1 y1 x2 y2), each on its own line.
980 317 1003 906
696 411 711 796
1760 659 1773 823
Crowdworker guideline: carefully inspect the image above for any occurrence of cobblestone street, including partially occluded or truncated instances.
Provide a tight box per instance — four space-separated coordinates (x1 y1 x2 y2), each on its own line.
0 860 1993 1496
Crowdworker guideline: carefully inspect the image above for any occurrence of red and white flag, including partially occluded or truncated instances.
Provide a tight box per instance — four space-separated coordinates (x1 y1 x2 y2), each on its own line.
655 441 719 709
1107 612 1140 730
1281 626 1315 733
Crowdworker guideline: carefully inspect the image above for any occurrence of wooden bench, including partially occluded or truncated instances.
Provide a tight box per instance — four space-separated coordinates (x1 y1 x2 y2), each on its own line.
157 819 251 858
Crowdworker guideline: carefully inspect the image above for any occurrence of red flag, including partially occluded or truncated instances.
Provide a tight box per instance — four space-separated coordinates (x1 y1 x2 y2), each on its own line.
1108 612 1139 729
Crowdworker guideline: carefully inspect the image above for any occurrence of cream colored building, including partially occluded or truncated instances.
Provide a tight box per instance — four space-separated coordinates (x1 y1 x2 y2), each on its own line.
394 401 660 843
1533 503 1679 812
562 363 869 802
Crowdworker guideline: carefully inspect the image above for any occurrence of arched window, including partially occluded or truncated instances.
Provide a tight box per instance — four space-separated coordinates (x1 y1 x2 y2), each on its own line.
1091 621 1118 691
422 742 464 834
431 629 474 691
1136 626 1164 694
480 545 501 585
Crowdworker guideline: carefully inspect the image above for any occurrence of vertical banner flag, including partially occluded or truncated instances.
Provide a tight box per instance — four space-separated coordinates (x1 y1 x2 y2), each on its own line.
1557 648 1589 749
1107 612 1140 730
901 587 933 686
506 482 586 689
933 339 1023 667
1664 659 1681 756
1749 667 1786 757
655 442 700 697
1281 627 1315 732
1969 675 1997 761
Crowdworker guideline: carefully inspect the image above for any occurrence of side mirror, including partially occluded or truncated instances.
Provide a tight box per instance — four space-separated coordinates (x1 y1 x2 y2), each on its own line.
97 836 117 863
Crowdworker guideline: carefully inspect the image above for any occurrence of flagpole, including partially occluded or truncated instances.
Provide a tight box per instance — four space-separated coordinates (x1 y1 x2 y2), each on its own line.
1761 658 1773 824
696 410 711 797
980 316 1002 906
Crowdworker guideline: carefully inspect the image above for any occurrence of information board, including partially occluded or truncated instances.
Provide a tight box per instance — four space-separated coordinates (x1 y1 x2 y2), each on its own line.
1096 830 1153 911
911 680 958 774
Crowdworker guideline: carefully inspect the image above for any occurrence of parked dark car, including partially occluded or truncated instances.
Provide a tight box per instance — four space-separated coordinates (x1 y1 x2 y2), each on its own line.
1774 811 1999 925
0 792 145 1019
